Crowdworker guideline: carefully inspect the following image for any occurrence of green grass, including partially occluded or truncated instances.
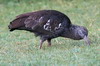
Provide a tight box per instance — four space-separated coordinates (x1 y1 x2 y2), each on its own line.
0 0 100 66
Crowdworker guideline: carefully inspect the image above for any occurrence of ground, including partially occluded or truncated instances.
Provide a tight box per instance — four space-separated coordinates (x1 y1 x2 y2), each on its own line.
0 0 100 66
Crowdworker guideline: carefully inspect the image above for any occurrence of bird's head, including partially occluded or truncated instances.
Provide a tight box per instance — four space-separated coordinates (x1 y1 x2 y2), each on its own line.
61 24 90 45
70 25 90 45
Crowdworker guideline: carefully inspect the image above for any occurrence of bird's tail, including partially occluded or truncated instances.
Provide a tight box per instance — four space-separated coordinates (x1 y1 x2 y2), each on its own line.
8 17 26 31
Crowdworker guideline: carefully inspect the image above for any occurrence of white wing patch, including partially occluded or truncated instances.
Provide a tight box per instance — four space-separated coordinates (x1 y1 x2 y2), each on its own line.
54 23 62 30
43 19 62 31
59 23 61 27
38 16 43 22
44 25 51 31
43 19 51 31
47 19 50 23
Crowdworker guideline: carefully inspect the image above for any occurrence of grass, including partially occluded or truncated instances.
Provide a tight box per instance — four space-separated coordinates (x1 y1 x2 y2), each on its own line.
0 0 100 66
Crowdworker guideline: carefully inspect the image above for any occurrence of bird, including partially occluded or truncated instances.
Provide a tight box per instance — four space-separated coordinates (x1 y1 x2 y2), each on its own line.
8 10 90 49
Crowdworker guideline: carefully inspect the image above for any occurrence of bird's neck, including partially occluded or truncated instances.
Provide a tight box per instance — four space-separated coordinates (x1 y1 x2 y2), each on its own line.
61 25 81 40
60 28 75 39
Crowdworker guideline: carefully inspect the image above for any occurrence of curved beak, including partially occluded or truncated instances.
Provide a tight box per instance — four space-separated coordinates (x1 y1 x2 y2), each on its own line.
83 36 90 45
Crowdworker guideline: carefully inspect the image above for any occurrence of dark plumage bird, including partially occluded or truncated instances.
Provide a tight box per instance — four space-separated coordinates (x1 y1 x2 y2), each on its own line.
8 10 90 49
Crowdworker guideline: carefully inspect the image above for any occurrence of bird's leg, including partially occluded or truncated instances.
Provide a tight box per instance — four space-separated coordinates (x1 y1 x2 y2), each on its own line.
47 39 51 46
40 39 45 49
40 37 46 49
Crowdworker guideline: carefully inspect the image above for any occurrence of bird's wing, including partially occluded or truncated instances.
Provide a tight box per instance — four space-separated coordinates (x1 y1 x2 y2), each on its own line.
24 14 65 32
24 16 37 29
24 14 51 30
41 15 64 32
